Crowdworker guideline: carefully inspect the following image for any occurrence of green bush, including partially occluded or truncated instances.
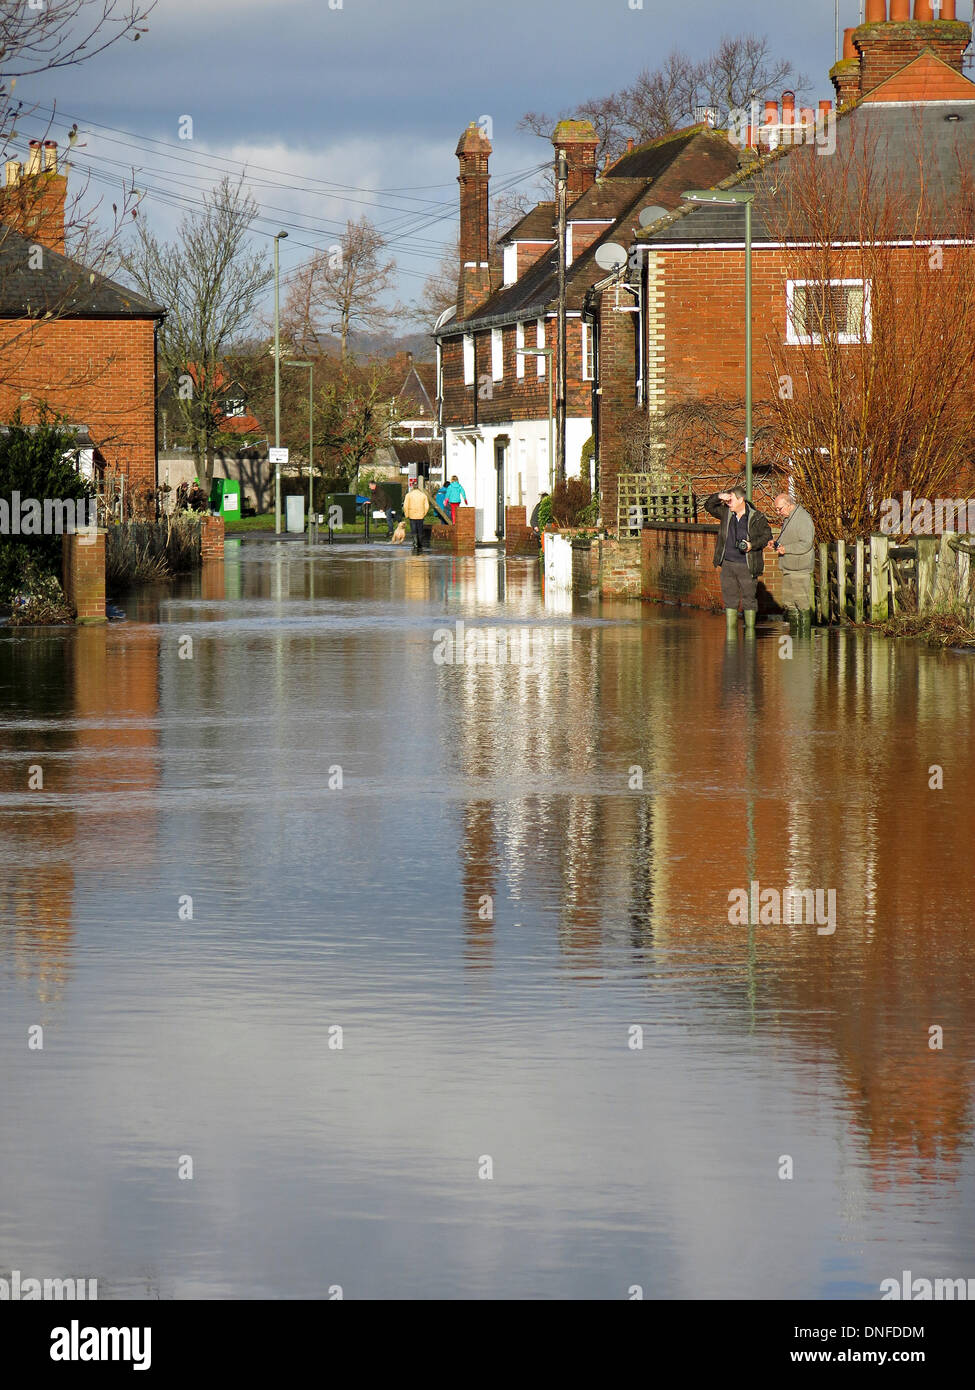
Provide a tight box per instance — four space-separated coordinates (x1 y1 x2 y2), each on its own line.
0 413 92 600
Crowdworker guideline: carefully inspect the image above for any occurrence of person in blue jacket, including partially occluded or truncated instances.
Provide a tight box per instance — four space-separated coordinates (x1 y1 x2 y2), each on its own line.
444 475 467 523
434 482 450 517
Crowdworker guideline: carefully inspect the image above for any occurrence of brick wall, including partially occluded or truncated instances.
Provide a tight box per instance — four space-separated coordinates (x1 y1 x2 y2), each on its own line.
200 515 225 560
504 504 537 554
62 530 106 624
571 536 593 593
597 536 642 597
641 522 791 614
0 317 157 499
431 505 476 553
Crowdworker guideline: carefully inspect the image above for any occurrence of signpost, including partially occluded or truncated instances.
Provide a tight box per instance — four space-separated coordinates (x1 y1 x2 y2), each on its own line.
269 447 288 527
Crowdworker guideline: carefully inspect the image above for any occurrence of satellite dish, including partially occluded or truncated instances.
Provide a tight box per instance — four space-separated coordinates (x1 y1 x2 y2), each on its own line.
594 242 627 271
639 205 669 228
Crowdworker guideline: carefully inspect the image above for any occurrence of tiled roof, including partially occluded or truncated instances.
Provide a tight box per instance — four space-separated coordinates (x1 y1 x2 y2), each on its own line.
862 49 975 105
498 204 556 243
398 363 434 415
638 101 975 246
0 225 165 318
442 128 741 334
607 128 708 179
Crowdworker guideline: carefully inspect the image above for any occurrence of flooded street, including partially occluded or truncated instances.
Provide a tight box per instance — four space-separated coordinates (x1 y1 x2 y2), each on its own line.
2 540 974 1300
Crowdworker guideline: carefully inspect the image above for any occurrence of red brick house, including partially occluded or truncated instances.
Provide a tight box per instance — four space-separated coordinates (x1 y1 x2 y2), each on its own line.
435 119 741 541
599 0 975 533
0 140 164 506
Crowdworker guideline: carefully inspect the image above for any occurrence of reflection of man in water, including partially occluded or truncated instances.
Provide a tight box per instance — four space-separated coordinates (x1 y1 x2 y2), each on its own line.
771 493 815 621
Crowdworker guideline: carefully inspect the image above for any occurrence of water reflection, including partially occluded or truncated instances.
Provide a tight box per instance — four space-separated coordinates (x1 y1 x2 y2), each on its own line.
1 540 974 1297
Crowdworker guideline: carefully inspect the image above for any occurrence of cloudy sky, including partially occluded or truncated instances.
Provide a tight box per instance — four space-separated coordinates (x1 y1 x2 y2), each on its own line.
15 0 863 324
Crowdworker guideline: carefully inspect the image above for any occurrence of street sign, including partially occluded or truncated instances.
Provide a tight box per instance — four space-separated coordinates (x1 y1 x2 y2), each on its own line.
269 447 289 464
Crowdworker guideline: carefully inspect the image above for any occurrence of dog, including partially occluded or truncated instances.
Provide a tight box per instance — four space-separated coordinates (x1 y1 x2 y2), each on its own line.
391 520 408 544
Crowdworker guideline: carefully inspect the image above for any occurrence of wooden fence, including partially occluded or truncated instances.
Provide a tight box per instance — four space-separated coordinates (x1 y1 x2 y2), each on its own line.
815 533 975 624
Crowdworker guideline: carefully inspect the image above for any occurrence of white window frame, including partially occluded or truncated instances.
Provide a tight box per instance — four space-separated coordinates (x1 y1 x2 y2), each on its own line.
535 318 546 376
463 333 474 385
516 321 525 378
491 327 504 381
581 321 594 381
786 278 872 346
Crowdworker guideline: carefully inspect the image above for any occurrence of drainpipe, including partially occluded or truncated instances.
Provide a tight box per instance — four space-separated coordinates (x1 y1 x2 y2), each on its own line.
582 285 599 494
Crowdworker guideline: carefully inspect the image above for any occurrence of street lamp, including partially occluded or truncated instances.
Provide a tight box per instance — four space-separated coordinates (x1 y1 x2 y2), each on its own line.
521 346 554 493
273 230 289 534
285 360 314 532
682 189 756 500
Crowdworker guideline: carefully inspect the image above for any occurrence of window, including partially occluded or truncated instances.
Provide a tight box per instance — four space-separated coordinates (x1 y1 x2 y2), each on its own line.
786 279 871 345
516 322 525 378
492 327 503 381
463 333 474 385
535 318 546 376
581 322 594 381
224 398 246 417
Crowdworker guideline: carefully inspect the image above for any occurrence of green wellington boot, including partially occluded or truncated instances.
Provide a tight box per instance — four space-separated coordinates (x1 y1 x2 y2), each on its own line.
725 607 739 635
743 608 757 636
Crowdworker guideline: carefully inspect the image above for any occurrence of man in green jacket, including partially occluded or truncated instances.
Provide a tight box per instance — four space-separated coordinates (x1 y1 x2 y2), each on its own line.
705 488 773 634
771 493 815 623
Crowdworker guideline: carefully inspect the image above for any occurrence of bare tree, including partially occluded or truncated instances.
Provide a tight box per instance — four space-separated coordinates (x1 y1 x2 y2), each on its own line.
123 177 272 493
521 33 806 169
283 216 399 359
414 235 459 332
0 2 154 393
761 119 975 540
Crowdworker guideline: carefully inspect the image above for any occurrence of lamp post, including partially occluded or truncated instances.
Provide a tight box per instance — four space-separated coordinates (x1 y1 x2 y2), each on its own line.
521 346 554 493
273 230 288 534
285 360 314 531
682 189 755 500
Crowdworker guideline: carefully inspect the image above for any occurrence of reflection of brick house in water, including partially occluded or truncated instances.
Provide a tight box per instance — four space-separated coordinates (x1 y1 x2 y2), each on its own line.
596 2 975 530
0 141 164 506
0 625 161 1010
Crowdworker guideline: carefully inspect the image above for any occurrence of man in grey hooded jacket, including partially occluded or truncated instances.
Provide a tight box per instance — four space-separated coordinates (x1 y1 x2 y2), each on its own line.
771 493 815 621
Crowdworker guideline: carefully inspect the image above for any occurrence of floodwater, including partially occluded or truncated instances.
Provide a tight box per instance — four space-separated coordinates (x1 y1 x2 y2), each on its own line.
1 540 974 1300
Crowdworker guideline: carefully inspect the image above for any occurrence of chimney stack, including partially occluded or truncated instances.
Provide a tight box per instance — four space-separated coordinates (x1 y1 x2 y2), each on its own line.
837 0 970 102
551 120 599 202
0 140 67 252
455 123 492 320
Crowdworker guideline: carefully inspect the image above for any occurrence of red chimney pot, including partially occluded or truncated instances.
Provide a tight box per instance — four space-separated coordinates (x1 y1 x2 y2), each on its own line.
890 0 910 19
865 0 887 20
842 28 857 60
